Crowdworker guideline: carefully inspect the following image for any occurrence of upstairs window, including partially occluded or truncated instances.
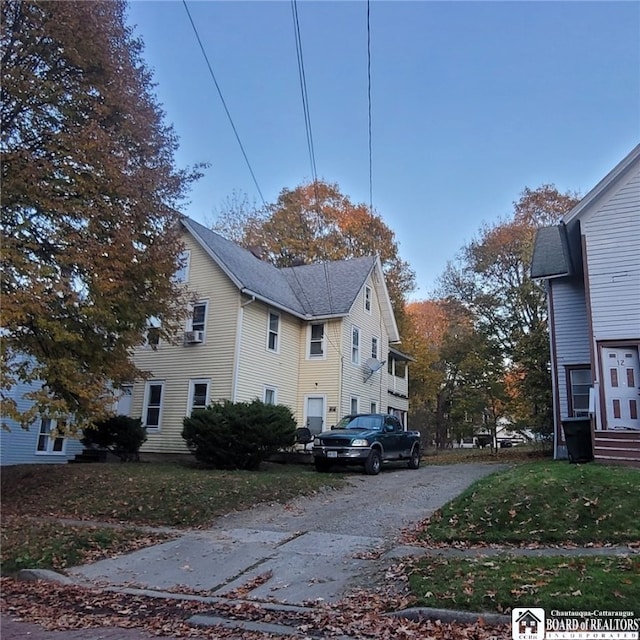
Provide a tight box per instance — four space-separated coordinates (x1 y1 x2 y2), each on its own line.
267 311 280 352
174 250 191 283
191 302 207 333
364 285 372 313
352 326 360 364
371 336 379 360
309 323 325 358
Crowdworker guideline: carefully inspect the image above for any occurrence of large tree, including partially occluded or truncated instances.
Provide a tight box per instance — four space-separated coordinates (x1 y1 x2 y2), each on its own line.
1 0 200 430
437 185 579 438
213 180 416 323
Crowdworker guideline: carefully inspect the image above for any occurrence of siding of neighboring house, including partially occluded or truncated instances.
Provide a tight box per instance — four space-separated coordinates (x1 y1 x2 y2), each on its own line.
1 378 83 466
549 277 591 419
582 169 640 340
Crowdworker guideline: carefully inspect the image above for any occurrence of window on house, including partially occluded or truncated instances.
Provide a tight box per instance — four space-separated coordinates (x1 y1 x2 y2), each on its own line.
267 311 280 352
191 302 207 333
370 401 378 413
36 418 65 454
350 397 359 414
146 317 161 348
188 379 209 414
309 323 324 357
568 367 592 417
352 326 360 364
371 336 379 360
174 250 191 283
264 386 277 405
143 381 164 429
394 360 406 378
364 285 372 313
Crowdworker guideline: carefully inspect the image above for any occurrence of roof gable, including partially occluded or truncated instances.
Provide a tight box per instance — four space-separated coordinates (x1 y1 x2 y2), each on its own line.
563 143 640 224
181 218 397 337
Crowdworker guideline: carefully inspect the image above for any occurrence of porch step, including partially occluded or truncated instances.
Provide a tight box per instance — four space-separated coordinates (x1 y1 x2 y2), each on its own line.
69 448 108 463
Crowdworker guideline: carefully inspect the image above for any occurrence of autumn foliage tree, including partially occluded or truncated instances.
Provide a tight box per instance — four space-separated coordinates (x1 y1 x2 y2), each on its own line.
437 185 579 439
1 0 200 430
213 180 415 324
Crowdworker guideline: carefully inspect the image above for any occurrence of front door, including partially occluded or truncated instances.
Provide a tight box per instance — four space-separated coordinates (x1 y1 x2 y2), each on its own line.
602 346 640 430
305 396 325 435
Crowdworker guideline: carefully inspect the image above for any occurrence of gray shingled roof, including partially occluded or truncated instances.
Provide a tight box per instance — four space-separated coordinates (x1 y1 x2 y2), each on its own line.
530 225 573 279
182 217 375 319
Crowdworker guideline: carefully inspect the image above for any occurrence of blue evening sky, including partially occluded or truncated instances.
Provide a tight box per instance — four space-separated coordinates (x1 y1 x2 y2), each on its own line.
126 1 639 299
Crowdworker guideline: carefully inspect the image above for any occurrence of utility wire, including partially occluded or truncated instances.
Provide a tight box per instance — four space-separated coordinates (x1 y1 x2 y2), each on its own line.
182 0 266 207
367 0 373 213
291 0 318 184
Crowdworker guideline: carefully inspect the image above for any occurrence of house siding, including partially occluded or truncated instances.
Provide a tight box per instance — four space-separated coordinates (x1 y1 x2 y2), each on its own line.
132 232 240 454
340 275 391 417
549 277 591 420
234 301 301 415
0 377 83 466
582 168 640 341
297 319 342 431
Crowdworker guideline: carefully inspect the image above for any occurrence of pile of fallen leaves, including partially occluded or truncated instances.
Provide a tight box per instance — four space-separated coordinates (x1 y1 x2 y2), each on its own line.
1 577 509 639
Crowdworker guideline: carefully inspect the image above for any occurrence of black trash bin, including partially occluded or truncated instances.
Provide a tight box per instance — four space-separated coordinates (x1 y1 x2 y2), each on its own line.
561 418 594 463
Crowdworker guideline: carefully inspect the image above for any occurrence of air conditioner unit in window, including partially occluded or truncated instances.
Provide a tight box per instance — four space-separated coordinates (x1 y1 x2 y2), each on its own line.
184 330 204 344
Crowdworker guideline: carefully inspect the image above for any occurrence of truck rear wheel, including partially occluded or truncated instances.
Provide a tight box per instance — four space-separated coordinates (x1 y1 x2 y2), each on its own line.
408 445 420 469
364 449 381 475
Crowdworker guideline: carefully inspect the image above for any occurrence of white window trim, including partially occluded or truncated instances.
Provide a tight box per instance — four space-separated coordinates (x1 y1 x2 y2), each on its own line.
143 380 165 431
351 325 360 364
35 418 66 455
187 378 210 415
308 322 326 360
371 335 379 360
370 401 378 414
267 310 280 353
350 396 359 415
263 385 278 405
364 285 372 313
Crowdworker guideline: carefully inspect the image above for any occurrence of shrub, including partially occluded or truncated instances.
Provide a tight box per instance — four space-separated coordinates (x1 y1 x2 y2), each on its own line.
182 400 297 470
82 415 147 461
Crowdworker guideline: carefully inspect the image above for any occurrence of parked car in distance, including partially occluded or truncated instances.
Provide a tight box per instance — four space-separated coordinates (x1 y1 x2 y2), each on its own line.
312 414 421 475
499 439 513 448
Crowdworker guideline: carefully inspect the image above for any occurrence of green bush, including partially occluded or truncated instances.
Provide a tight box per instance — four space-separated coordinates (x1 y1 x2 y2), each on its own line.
182 400 297 470
81 415 147 461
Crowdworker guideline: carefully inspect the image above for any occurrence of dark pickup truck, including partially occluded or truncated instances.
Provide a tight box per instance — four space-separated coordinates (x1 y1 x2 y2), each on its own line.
312 413 421 475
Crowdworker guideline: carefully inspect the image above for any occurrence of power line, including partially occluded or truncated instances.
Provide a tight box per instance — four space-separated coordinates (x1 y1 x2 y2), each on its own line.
291 0 318 184
182 0 267 208
367 0 373 213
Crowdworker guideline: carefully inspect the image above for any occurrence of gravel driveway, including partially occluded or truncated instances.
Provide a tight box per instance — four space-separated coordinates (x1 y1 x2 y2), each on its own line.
215 462 508 539
68 462 508 604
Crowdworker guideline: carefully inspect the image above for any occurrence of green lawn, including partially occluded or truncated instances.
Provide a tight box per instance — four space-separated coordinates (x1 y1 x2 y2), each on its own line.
0 461 345 575
406 460 640 613
411 460 639 545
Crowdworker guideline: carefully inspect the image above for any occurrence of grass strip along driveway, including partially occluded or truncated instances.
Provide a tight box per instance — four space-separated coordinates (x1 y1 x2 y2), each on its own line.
1 461 346 575
404 460 640 614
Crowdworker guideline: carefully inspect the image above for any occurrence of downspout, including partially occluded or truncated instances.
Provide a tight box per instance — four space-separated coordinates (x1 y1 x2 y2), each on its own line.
232 295 255 402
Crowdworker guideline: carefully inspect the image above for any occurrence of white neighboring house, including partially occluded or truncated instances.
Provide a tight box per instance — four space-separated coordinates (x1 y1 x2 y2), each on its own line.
532 144 640 467
129 216 411 456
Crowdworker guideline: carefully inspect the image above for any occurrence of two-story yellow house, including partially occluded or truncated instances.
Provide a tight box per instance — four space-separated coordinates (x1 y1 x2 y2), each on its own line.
128 216 410 455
